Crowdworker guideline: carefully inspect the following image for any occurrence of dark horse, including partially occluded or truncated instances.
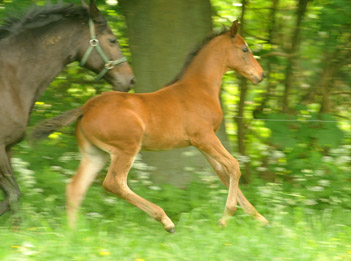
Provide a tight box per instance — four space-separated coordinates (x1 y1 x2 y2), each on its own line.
0 0 135 216
32 21 268 233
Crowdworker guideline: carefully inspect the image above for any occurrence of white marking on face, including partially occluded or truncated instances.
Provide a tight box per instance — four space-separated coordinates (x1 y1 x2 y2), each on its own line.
244 41 251 52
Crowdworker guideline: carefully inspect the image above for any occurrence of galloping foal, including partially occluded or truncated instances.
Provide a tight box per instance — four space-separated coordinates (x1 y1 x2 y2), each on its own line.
32 20 268 233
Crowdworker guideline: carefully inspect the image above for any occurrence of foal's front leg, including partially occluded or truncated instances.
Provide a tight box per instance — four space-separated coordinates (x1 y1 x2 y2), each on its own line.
203 153 268 225
192 133 241 226
103 152 175 233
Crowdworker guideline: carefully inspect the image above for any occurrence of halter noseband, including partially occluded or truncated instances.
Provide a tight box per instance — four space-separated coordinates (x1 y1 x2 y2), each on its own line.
80 19 127 81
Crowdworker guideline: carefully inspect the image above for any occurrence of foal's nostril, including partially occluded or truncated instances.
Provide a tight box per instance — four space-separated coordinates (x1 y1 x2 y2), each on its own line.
262 72 266 79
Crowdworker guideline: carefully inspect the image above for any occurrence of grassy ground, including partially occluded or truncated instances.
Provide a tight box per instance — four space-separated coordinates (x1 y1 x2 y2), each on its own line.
1 183 351 261
1 141 351 260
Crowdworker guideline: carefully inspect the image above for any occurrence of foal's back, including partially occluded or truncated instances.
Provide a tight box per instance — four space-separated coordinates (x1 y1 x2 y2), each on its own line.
79 85 198 151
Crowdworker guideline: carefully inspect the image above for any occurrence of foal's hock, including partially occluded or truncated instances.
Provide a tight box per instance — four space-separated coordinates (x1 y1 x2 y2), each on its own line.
32 20 268 233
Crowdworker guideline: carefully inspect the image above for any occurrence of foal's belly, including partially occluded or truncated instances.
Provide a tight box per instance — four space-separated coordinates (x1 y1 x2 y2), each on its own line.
141 131 191 151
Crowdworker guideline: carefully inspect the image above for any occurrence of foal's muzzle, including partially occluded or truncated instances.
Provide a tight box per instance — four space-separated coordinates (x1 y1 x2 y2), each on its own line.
252 72 266 84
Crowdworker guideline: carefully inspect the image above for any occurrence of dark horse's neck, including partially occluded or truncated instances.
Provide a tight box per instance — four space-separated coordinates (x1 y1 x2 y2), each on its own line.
0 18 87 115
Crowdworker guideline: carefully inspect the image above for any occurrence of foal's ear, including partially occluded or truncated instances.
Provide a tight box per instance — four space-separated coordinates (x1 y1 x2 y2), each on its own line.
230 20 239 38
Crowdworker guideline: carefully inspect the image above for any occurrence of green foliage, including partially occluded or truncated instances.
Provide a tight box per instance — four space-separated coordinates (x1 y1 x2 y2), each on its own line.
264 113 344 148
1 174 351 260
1 0 351 259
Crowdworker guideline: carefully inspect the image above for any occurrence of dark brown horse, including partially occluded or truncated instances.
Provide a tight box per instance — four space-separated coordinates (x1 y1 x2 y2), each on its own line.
0 0 135 216
32 21 268 233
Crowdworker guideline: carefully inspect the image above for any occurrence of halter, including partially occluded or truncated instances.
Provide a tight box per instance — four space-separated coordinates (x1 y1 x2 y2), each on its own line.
80 19 127 81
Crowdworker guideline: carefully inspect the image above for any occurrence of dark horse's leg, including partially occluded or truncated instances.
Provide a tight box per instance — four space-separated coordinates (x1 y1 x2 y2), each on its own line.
0 145 21 216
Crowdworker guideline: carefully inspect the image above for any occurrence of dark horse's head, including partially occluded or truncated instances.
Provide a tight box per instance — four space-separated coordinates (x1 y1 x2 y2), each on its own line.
0 0 135 90
78 0 135 91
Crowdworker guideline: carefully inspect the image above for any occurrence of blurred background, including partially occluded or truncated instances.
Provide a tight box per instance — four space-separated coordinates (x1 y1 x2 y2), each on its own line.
0 0 350 259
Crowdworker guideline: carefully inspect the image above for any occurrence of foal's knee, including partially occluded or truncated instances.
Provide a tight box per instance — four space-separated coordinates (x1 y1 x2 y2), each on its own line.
224 157 241 179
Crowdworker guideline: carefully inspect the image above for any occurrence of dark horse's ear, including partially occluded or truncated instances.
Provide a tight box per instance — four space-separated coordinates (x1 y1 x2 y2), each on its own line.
230 20 239 38
81 0 88 9
86 0 104 22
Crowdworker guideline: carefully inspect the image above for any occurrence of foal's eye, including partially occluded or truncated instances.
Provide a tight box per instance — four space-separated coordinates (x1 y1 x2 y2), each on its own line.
243 47 249 53
109 39 117 44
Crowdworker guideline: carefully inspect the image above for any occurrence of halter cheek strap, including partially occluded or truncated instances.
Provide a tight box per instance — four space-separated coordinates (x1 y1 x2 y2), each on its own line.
80 19 127 81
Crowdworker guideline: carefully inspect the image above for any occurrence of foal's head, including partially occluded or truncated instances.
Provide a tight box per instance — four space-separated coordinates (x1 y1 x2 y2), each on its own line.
225 20 265 84
78 0 135 91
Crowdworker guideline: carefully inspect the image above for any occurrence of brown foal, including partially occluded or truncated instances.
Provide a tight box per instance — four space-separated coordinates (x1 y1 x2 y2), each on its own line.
32 20 268 233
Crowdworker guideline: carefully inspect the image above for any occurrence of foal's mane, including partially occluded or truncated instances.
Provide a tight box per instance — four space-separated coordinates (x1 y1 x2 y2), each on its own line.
166 29 228 86
0 3 88 39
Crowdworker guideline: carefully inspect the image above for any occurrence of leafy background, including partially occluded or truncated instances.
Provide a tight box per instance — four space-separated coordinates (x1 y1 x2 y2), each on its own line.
0 0 351 260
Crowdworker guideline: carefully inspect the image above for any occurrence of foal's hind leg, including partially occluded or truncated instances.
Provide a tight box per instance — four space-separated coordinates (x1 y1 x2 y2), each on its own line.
202 153 268 225
0 146 21 216
102 150 175 233
66 137 108 228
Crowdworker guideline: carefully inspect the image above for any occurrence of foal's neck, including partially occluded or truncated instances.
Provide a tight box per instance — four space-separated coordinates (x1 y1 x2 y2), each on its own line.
180 35 228 97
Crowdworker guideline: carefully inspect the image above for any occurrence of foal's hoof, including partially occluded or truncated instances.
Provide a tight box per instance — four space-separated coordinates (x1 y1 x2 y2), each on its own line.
256 216 269 226
218 217 229 228
263 223 271 229
166 227 176 234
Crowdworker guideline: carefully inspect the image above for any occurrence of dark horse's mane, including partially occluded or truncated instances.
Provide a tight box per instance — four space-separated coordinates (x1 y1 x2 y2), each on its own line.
0 3 88 40
166 29 228 86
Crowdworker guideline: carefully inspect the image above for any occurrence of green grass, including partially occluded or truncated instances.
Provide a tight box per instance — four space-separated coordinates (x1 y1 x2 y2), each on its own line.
1 141 351 260
1 184 351 261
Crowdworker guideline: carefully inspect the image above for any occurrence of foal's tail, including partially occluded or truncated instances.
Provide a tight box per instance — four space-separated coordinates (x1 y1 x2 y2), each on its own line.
29 107 83 142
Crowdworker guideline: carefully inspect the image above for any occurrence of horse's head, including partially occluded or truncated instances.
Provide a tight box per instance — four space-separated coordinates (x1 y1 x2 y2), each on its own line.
78 0 135 91
225 20 265 85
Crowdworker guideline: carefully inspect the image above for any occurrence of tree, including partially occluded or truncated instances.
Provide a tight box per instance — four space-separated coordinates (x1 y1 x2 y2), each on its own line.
119 0 231 187
234 0 251 182
282 0 309 113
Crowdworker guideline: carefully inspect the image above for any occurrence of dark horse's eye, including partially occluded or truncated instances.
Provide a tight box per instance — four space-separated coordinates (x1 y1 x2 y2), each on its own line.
243 47 249 53
109 39 117 44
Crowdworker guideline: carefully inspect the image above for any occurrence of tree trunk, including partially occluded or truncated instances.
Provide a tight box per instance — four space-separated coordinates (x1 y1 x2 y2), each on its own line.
119 0 230 187
253 0 279 117
235 0 251 182
282 0 309 113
